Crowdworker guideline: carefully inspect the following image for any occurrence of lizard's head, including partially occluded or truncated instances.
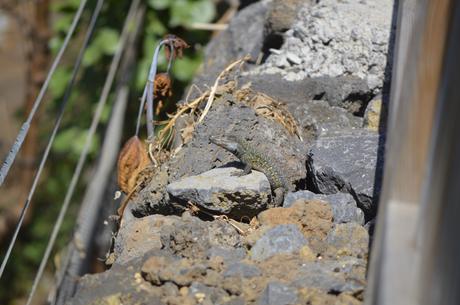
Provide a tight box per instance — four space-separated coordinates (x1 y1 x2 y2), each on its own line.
209 135 239 154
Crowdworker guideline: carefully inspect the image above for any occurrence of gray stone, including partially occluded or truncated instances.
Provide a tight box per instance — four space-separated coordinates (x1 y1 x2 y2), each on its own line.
266 0 311 33
224 262 262 278
167 102 308 193
326 223 369 259
292 100 363 139
258 282 298 305
188 282 229 304
207 246 247 263
240 73 372 115
167 167 271 218
251 224 308 261
258 0 394 93
192 1 270 85
286 52 302 65
307 130 383 216
291 258 366 294
284 190 364 225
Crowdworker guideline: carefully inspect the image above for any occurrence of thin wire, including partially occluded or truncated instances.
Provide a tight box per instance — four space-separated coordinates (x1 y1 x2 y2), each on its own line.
0 0 89 187
0 0 103 282
24 1 140 304
134 39 173 138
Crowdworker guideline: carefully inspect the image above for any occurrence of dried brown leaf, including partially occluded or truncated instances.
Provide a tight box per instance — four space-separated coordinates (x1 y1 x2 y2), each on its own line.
154 73 172 98
164 34 190 60
117 136 151 194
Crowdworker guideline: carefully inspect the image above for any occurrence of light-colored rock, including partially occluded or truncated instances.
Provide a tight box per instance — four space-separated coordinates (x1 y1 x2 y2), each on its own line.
363 97 382 131
166 167 271 217
259 0 394 92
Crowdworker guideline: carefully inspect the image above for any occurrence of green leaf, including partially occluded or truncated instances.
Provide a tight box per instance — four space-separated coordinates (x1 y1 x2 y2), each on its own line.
170 0 215 27
97 29 120 55
148 0 171 10
49 36 64 55
53 15 73 33
172 55 202 81
83 28 119 66
53 127 99 157
146 16 167 35
49 67 72 98
51 0 81 11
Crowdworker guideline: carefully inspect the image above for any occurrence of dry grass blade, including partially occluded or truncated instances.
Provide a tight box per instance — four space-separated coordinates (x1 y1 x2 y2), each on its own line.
237 88 303 141
198 55 250 123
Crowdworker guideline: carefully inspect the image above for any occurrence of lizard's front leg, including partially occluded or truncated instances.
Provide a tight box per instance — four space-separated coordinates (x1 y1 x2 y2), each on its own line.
231 163 252 177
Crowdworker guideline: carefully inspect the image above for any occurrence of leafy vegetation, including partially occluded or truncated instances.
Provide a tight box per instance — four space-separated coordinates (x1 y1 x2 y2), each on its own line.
1 0 216 303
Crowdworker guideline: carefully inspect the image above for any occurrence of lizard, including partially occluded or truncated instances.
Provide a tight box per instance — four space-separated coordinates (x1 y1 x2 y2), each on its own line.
209 135 288 207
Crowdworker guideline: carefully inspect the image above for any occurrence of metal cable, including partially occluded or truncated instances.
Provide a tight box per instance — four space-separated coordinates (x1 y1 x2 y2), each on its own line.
24 1 140 304
0 0 89 187
134 39 174 137
0 0 97 281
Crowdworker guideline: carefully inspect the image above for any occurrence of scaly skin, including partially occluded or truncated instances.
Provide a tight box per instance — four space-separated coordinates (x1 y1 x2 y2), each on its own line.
210 135 288 206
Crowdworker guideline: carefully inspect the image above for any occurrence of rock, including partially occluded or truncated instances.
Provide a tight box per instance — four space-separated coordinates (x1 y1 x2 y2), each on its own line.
113 214 175 264
193 1 270 85
258 282 298 305
159 213 244 260
250 224 308 261
166 167 271 218
299 245 317 262
242 70 372 113
325 223 369 259
167 102 308 191
291 258 366 294
307 130 383 217
297 288 362 305
284 191 364 225
363 96 383 131
68 260 163 305
286 52 302 65
223 262 262 278
207 246 247 264
266 0 310 33
129 170 174 217
260 0 394 93
189 282 229 304
292 100 363 139
257 200 333 244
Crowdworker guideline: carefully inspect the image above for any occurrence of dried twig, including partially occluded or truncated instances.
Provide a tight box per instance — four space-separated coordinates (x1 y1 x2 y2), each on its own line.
198 56 250 123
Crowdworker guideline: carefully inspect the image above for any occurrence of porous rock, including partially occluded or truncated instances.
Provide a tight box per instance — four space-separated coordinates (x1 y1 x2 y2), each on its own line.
363 95 383 131
257 200 333 243
258 281 298 305
223 262 262 278
261 0 393 93
325 223 369 259
291 257 366 294
284 190 365 225
250 224 308 261
113 214 174 264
